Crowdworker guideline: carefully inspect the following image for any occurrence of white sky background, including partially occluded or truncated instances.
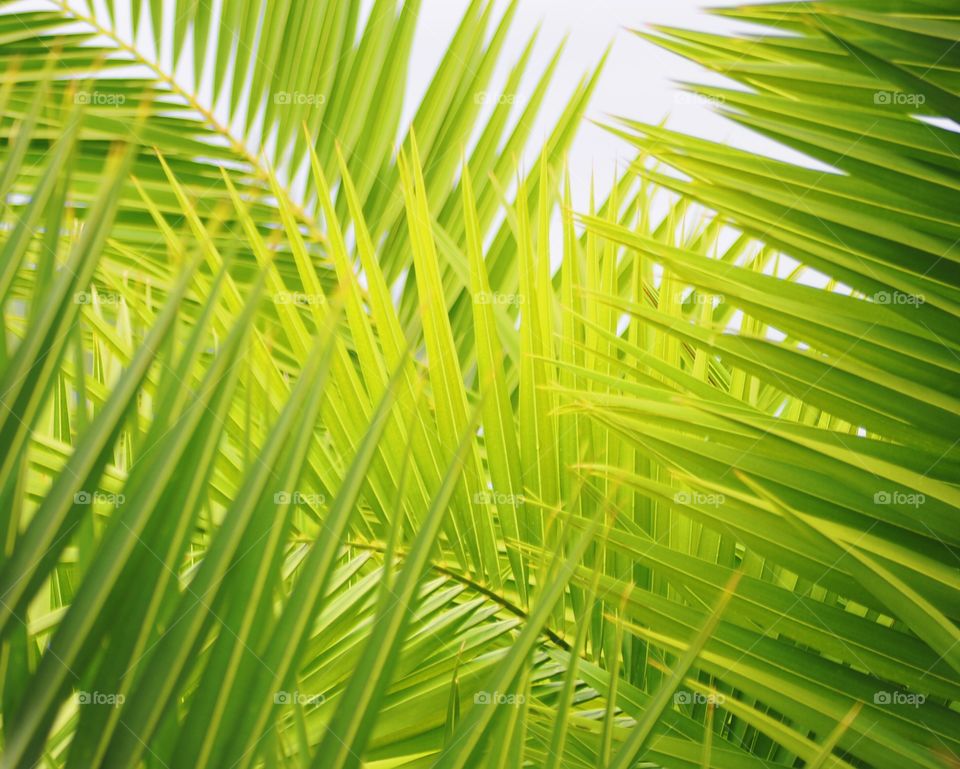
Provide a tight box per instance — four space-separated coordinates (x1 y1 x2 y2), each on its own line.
13 0 804 203
10 0 821 228
402 0 806 208
398 0 828 290
6 0 842 310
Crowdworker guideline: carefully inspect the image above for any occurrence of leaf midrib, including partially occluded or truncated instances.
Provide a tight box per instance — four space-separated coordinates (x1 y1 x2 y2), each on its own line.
56 0 327 245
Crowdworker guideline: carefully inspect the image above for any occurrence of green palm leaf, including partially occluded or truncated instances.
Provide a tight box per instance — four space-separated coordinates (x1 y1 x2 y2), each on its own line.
1 1 957 768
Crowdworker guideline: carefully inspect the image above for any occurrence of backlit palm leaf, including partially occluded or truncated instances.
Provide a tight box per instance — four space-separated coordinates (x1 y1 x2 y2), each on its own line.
0 2 957 768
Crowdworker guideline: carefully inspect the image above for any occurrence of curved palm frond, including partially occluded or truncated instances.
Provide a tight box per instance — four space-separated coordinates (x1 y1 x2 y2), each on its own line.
1 1 958 768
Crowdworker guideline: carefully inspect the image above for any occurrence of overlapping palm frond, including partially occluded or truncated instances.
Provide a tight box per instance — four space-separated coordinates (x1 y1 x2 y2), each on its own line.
569 2 960 767
0 0 603 332
1 1 958 768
